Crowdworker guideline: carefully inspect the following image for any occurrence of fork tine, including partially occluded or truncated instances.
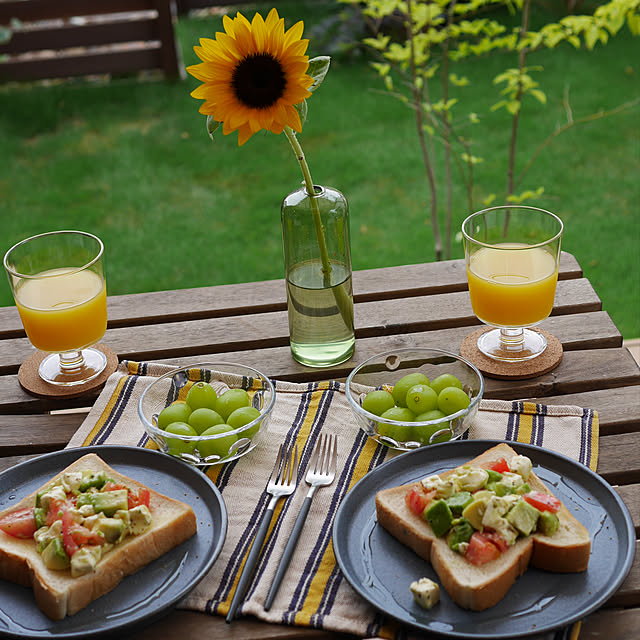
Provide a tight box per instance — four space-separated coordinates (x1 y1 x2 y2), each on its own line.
330 434 337 477
320 434 331 474
270 443 285 484
290 445 299 486
280 443 298 487
308 434 322 473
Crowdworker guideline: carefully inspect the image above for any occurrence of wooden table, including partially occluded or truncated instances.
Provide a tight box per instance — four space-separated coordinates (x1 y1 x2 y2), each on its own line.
1 254 638 639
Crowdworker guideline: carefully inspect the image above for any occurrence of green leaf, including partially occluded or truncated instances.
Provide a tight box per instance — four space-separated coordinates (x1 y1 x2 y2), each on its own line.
295 100 308 128
371 62 391 77
530 89 547 104
307 56 331 93
449 73 470 87
206 116 222 141
506 100 521 115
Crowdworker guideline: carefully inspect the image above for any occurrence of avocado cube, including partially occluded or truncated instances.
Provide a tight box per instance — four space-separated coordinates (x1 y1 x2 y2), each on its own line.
41 537 70 571
486 469 503 482
506 499 540 536
446 518 475 551
462 496 489 530
34 507 46 529
95 517 126 543
445 491 473 515
78 489 129 516
79 471 107 492
425 499 453 537
537 510 560 536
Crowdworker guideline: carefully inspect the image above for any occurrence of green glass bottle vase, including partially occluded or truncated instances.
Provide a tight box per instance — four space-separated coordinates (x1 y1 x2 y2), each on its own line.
281 185 355 367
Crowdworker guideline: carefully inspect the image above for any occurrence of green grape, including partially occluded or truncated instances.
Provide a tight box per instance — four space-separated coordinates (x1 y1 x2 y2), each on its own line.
188 407 224 435
430 373 464 396
377 406 416 442
227 406 262 439
405 384 438 415
414 409 452 444
362 389 395 416
437 386 471 416
157 402 192 430
163 422 197 455
391 373 430 407
186 381 218 411
216 388 252 420
197 424 238 459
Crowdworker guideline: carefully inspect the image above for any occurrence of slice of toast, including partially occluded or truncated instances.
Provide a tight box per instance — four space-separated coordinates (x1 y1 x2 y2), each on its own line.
375 443 591 611
0 453 197 620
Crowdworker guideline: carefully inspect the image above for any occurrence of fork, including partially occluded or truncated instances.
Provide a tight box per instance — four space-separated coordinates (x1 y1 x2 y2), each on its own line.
264 432 337 610
226 442 298 622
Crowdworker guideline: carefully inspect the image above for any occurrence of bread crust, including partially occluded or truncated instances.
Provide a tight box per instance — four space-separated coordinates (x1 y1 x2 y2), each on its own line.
0 453 197 620
375 443 591 611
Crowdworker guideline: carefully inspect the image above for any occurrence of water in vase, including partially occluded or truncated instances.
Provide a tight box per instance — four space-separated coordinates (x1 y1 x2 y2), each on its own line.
286 260 355 367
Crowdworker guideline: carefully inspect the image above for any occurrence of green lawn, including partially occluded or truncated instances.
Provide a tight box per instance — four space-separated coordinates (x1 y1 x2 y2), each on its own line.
1 1 638 338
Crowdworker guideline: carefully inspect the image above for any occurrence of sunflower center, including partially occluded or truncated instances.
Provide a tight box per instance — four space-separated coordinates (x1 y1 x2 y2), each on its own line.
232 53 287 109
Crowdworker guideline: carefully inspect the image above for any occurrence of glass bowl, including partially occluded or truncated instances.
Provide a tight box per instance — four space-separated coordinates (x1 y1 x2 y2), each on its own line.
345 347 484 451
138 362 275 466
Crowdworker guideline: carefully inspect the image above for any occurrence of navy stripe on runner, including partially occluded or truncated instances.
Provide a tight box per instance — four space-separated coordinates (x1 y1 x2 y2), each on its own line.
579 407 591 467
505 401 519 441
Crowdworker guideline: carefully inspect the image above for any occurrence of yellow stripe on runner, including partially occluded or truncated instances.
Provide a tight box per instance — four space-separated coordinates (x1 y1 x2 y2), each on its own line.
516 406 534 444
589 412 599 471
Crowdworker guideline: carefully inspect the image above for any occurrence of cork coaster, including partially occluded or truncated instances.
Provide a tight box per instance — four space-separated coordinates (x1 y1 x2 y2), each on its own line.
18 344 119 398
460 328 563 380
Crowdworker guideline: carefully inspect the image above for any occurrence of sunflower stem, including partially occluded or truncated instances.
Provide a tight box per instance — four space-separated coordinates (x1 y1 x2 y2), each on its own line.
284 127 332 285
283 126 354 331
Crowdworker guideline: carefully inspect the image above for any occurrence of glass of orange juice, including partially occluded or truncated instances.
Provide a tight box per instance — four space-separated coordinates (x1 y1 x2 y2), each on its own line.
462 206 563 362
4 230 108 386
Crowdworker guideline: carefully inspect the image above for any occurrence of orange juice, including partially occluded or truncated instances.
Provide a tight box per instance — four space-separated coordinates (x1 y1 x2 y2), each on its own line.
467 244 558 327
15 268 107 352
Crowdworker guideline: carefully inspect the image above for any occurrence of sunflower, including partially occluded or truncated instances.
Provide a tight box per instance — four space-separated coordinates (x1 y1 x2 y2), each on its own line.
187 8 314 146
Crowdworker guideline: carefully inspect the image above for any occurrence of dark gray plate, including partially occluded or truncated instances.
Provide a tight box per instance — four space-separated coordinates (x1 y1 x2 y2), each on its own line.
0 446 227 639
332 439 635 639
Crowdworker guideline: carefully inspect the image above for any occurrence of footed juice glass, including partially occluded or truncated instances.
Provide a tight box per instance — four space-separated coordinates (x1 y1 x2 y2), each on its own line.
4 230 108 386
462 206 563 362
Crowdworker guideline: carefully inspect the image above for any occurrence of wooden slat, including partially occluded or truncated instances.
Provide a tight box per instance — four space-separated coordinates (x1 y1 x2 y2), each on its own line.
0 337 637 416
0 283 610 374
0 413 87 455
0 0 158 23
0 18 160 54
598 433 640 485
529 386 640 435
581 606 640 640
0 253 584 335
616 484 640 535
0 47 163 82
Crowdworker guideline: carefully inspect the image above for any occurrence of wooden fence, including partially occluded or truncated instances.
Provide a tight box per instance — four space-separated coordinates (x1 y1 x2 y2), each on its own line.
0 0 184 82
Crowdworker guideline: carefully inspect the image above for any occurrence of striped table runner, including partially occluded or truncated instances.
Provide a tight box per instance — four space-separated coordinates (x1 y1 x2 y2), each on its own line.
67 361 599 638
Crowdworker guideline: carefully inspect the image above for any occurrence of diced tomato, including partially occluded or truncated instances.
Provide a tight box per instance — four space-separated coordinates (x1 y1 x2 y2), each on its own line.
128 488 150 509
0 508 37 539
405 486 434 516
46 497 74 526
489 458 510 474
524 491 561 513
482 529 509 552
61 510 79 557
465 532 501 566
103 482 127 492
70 524 104 547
